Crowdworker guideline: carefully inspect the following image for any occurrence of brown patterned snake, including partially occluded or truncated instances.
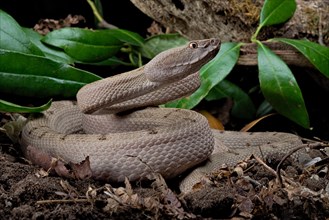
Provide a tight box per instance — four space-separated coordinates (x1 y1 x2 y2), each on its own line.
19 38 302 193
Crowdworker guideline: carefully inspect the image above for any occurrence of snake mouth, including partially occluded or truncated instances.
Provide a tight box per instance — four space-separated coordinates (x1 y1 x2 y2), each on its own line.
205 44 220 61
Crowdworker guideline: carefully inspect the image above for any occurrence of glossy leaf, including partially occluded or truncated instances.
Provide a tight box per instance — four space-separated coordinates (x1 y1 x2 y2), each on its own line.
272 38 329 77
141 34 188 59
0 99 51 113
165 42 241 109
257 42 309 128
23 28 74 64
205 80 256 119
0 9 43 56
42 28 123 62
83 56 133 66
0 49 101 98
110 29 144 46
260 0 296 26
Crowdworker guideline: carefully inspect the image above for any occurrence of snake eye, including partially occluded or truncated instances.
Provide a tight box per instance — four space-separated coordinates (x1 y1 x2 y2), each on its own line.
189 42 198 49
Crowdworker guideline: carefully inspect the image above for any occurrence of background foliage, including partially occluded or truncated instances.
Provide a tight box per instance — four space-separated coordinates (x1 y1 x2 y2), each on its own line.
0 0 328 128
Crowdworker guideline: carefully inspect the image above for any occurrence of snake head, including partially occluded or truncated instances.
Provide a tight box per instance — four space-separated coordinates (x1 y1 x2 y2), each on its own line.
144 38 220 83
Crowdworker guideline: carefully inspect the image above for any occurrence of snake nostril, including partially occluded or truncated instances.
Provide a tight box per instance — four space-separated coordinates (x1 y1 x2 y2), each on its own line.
210 38 219 46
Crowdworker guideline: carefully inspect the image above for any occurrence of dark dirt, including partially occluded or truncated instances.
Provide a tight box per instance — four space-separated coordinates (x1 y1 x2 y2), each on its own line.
1 131 328 219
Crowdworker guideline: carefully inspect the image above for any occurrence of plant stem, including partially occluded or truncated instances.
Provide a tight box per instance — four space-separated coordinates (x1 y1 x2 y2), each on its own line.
251 24 263 43
86 0 103 23
86 0 118 29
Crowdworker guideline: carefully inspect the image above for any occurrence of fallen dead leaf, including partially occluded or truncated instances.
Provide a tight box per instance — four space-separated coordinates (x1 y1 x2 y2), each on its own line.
25 145 92 180
35 168 49 178
68 156 92 180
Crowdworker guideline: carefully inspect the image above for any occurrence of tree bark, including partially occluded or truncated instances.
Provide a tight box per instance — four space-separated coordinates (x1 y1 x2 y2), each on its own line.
130 0 329 45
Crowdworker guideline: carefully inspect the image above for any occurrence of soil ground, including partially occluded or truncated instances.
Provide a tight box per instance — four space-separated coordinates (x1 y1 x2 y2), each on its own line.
1 130 328 219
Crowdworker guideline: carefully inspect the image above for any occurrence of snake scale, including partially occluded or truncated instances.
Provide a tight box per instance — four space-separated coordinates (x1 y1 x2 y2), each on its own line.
19 38 302 192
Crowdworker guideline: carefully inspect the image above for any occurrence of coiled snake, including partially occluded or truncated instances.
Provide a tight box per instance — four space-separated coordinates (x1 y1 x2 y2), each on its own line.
19 38 302 192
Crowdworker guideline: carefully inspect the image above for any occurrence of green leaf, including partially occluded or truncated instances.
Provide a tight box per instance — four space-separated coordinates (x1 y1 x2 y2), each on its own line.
23 28 74 64
260 0 296 26
165 42 241 109
0 99 51 113
0 9 44 56
42 28 123 62
140 34 188 59
205 80 256 119
85 56 133 66
0 49 101 98
257 42 309 128
0 72 87 98
110 29 144 46
271 38 329 78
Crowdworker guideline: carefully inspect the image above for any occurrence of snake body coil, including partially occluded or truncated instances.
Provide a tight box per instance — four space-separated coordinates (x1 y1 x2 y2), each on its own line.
20 39 220 182
19 39 302 192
